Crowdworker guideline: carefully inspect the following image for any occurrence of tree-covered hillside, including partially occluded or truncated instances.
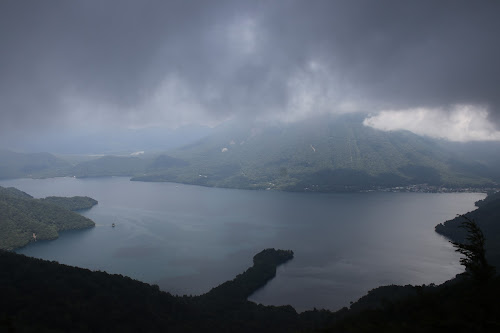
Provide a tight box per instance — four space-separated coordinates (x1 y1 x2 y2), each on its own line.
0 249 335 332
0 185 33 199
2 115 499 191
436 191 500 268
0 186 97 250
38 196 98 211
2 247 499 332
132 114 495 191
69 155 149 177
0 149 71 179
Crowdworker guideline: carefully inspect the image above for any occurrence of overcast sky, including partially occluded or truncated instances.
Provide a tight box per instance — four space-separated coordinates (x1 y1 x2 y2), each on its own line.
1 0 500 142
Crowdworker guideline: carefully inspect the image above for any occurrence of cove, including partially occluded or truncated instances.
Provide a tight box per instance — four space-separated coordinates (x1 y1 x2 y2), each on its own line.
0 177 484 312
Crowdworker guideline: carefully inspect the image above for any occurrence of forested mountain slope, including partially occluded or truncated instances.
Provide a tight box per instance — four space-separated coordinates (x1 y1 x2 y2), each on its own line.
2 115 499 192
0 149 71 179
132 114 495 191
436 191 500 268
0 186 97 250
2 247 499 332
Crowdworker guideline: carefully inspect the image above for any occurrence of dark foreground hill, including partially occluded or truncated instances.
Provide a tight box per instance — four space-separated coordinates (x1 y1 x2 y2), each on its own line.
2 248 500 332
0 249 337 332
436 191 500 268
320 277 500 332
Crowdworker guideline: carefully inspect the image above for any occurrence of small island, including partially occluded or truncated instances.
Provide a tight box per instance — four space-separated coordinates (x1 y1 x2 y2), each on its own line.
0 186 97 251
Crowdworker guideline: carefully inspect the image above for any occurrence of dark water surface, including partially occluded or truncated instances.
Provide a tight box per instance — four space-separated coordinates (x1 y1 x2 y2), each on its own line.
1 177 484 311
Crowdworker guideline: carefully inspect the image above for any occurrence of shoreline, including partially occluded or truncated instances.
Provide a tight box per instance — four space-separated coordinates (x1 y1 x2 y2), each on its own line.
3 175 497 194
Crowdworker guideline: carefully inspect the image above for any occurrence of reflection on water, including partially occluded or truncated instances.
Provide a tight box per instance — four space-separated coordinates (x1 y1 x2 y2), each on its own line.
1 177 484 311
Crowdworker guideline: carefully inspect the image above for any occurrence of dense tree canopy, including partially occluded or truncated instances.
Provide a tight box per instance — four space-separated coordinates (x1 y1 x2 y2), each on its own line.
0 186 96 250
450 216 495 282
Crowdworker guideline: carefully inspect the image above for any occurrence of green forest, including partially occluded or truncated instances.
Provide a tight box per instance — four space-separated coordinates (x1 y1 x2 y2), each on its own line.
0 186 97 250
436 191 500 268
37 196 98 211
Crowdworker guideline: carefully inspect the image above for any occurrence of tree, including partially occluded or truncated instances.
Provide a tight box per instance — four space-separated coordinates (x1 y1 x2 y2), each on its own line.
450 215 495 282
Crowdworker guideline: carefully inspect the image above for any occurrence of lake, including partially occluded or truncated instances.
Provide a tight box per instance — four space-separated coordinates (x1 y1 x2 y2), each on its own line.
0 177 484 312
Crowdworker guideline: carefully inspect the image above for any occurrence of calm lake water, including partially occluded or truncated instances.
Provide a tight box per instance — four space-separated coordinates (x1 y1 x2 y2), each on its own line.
1 177 484 312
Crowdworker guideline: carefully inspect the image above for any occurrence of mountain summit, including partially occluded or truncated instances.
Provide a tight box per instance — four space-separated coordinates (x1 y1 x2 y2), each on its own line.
132 114 496 191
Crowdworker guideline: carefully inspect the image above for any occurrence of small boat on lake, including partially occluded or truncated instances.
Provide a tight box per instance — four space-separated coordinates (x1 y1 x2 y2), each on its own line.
112 223 115 228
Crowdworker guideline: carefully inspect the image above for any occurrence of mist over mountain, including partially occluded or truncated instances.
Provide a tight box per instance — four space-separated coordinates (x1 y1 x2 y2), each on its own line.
0 149 71 179
2 1 500 144
2 125 213 155
130 114 497 190
2 114 498 191
0 0 499 189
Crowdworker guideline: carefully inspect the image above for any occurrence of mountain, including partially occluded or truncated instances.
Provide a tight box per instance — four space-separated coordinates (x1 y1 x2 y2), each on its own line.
436 141 500 182
131 114 496 191
68 154 189 178
2 115 499 191
3 125 214 155
69 155 149 177
0 149 71 179
0 185 33 199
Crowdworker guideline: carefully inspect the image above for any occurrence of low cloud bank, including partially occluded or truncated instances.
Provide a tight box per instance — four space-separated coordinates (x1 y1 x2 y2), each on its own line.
363 105 500 142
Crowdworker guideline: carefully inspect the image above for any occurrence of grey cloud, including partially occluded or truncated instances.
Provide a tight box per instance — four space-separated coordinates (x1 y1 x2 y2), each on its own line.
1 0 499 134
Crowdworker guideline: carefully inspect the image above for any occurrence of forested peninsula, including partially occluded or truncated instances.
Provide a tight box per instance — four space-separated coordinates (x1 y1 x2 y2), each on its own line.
435 191 500 269
0 186 97 250
0 248 334 332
